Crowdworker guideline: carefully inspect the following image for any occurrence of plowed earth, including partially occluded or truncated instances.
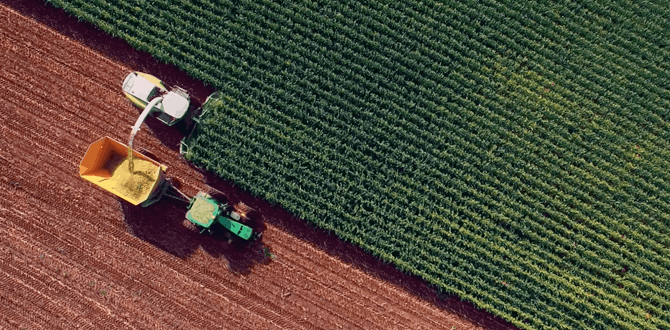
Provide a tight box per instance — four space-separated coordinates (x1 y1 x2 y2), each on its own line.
0 1 518 329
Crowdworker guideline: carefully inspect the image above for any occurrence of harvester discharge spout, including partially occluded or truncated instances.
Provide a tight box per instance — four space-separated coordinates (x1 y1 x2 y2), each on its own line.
128 96 164 171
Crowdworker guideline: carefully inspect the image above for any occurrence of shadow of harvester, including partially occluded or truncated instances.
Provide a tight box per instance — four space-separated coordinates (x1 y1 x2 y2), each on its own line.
118 194 271 276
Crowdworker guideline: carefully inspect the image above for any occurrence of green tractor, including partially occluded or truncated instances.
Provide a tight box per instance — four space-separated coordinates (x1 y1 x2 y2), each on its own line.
184 191 255 242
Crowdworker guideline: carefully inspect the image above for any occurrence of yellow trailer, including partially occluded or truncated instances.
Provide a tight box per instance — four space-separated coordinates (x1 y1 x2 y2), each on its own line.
79 136 169 206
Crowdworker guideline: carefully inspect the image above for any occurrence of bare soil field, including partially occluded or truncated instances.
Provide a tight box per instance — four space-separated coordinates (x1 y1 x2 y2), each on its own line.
0 1 519 329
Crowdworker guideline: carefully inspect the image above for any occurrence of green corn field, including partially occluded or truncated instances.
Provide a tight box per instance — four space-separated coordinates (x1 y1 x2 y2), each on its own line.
48 0 670 328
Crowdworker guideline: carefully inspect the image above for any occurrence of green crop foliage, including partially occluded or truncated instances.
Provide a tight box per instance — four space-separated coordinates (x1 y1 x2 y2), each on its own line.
46 0 670 328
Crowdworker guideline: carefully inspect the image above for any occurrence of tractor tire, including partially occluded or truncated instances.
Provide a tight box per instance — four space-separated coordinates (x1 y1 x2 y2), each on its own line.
182 219 198 232
222 230 236 245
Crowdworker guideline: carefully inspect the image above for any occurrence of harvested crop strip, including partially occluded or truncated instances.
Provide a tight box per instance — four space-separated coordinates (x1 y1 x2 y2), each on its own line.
189 197 216 225
111 157 158 200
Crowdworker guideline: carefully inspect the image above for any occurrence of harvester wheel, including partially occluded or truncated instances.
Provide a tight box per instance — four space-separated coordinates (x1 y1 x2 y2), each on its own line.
182 219 198 232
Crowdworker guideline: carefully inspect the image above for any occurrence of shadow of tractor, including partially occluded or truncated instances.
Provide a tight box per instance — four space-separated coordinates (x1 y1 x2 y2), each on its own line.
118 193 271 276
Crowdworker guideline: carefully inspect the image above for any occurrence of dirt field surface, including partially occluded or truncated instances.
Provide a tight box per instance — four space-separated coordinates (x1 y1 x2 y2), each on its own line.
0 1 519 329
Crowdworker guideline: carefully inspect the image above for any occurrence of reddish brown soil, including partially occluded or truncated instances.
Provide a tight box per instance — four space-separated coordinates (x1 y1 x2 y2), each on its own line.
0 1 520 329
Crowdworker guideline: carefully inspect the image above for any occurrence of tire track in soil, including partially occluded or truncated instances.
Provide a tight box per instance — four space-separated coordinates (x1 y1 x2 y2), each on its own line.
0 256 122 329
0 240 76 330
0 2 507 329
0 83 105 148
0 225 150 330
0 215 238 330
229 236 385 329
267 227 463 330
0 31 125 114
0 8 127 89
0 265 81 329
0 285 58 330
0 43 134 139
269 233 424 329
0 300 47 330
0 224 223 328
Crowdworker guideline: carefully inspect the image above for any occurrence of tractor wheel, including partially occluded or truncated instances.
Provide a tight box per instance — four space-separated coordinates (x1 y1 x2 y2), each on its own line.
233 202 253 222
222 230 235 244
182 219 198 232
